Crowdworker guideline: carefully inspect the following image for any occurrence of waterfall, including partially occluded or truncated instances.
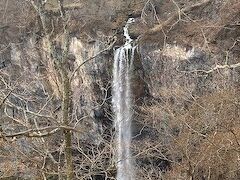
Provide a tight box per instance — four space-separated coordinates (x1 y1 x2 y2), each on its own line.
112 18 136 180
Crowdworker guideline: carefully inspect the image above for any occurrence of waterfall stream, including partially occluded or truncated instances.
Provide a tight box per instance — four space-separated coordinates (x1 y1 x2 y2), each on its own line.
112 18 136 180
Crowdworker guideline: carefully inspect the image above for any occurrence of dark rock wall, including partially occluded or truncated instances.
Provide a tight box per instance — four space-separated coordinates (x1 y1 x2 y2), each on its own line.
0 0 240 179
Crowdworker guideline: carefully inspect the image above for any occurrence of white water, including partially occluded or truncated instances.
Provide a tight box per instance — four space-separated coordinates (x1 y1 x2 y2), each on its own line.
112 18 136 180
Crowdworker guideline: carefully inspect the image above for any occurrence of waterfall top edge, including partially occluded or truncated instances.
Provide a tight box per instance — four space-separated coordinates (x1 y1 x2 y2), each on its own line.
124 18 135 47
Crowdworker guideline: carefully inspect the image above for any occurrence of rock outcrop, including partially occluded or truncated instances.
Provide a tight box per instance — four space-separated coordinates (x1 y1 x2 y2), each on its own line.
0 0 240 179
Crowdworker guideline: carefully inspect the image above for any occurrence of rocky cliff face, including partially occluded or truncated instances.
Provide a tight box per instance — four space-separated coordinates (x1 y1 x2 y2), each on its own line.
0 0 240 179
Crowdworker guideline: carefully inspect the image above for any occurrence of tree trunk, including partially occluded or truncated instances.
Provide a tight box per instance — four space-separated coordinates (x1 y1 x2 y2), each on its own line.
61 66 74 179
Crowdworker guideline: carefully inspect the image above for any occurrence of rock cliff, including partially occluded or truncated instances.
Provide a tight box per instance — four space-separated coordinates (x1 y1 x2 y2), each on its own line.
0 0 240 179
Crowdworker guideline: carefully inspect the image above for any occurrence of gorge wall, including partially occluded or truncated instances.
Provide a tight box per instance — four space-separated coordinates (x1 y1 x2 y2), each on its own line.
0 0 240 179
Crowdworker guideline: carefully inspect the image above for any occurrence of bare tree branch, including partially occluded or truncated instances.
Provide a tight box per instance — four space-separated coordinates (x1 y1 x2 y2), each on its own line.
70 36 117 82
0 125 83 138
142 0 212 36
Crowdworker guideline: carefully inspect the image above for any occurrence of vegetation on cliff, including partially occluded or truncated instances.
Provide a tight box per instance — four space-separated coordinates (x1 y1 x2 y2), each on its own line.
0 0 239 179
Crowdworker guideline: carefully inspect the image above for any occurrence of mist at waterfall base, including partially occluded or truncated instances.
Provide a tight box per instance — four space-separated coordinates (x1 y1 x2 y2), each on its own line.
112 18 136 180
